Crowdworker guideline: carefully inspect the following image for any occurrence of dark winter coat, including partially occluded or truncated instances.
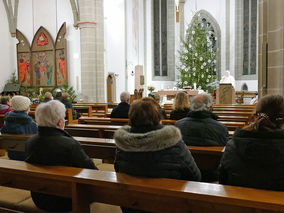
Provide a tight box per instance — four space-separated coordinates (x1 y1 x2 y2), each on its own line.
219 128 284 191
170 108 191 120
114 125 201 213
110 102 130 118
1 111 38 160
175 111 229 146
160 107 168 119
25 126 97 212
60 98 80 119
175 110 228 182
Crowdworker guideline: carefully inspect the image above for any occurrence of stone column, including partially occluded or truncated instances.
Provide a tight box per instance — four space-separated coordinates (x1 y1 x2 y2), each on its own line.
225 0 230 70
258 0 284 97
78 0 105 102
179 1 185 41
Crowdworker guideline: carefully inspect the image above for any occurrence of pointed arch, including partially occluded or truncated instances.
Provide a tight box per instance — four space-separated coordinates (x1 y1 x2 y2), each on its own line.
55 22 68 86
31 27 55 87
16 30 31 86
190 10 221 80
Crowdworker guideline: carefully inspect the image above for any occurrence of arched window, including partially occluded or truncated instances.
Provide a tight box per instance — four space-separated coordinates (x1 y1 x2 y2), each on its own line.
241 83 248 91
235 0 258 80
243 0 257 75
153 0 175 81
189 10 221 79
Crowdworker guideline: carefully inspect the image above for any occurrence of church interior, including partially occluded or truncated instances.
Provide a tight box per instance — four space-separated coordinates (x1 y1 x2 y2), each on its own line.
0 0 284 213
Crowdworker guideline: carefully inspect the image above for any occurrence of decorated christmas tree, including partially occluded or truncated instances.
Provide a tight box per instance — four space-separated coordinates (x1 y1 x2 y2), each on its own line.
177 17 217 92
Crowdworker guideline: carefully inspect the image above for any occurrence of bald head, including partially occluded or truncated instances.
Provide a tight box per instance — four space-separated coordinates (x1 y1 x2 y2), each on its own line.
191 93 213 111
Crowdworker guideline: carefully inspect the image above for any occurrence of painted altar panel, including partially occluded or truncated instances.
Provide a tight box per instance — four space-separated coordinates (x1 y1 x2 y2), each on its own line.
16 30 31 87
16 23 68 87
55 23 67 86
55 49 67 85
17 53 31 86
32 51 55 87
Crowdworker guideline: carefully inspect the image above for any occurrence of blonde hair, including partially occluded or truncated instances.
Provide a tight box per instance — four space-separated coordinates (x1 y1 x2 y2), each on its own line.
173 92 190 110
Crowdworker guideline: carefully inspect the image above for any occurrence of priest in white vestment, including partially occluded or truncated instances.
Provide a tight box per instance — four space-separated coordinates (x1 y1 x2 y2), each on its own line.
220 70 235 88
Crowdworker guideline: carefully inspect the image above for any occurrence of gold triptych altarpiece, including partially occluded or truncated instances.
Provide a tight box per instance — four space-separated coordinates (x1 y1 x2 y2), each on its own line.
16 22 68 87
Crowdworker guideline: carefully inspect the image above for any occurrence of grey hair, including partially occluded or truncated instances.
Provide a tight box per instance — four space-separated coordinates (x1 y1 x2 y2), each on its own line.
120 91 130 102
35 100 66 127
44 92 53 99
191 93 213 111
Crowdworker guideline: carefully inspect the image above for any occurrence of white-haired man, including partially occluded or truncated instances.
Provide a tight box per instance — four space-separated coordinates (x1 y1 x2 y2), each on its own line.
25 100 97 212
110 91 130 118
175 93 228 182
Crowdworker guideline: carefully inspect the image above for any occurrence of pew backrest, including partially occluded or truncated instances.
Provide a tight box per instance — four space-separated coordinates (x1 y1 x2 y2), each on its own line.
0 134 224 170
1 159 284 213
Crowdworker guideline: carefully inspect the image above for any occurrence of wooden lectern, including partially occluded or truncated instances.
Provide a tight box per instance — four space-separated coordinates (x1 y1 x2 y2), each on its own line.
216 83 236 104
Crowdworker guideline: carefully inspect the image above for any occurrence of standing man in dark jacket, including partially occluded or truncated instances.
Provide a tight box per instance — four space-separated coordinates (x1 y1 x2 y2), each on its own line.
175 93 228 182
110 91 130 118
25 100 97 212
1 95 37 160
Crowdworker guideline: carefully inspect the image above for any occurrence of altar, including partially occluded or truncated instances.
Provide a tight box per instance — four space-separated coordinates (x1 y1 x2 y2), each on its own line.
158 89 198 100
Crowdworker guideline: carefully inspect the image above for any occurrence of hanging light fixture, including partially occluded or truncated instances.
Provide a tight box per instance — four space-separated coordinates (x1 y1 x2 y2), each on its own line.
176 0 180 22
175 0 180 12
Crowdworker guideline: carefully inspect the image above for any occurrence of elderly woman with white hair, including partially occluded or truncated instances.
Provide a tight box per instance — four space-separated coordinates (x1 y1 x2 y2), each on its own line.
25 100 97 212
175 93 228 182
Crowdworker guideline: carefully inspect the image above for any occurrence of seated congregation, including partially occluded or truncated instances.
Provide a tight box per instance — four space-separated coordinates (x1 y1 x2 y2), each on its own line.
0 92 284 212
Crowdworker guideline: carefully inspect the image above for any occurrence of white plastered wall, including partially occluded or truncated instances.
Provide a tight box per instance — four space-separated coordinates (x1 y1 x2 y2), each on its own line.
0 2 17 91
104 0 125 102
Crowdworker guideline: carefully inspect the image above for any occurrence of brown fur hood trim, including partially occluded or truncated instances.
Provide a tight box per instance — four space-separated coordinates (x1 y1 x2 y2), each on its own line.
114 125 182 152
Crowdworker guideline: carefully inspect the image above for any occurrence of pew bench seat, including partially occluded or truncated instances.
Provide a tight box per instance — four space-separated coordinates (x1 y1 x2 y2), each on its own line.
0 186 122 213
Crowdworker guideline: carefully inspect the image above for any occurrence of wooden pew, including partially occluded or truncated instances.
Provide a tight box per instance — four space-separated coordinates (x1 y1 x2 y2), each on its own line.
0 134 224 170
65 124 120 138
213 108 255 112
75 102 118 109
217 115 250 123
1 159 284 213
78 117 129 125
213 111 254 122
77 117 245 130
72 103 108 117
72 105 92 117
213 104 256 109
67 123 235 138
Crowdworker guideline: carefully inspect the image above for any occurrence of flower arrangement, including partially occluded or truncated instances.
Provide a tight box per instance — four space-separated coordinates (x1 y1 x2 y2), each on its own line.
147 86 155 93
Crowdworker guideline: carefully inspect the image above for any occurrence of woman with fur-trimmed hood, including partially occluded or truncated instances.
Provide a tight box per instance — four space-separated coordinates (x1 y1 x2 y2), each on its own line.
114 98 201 213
